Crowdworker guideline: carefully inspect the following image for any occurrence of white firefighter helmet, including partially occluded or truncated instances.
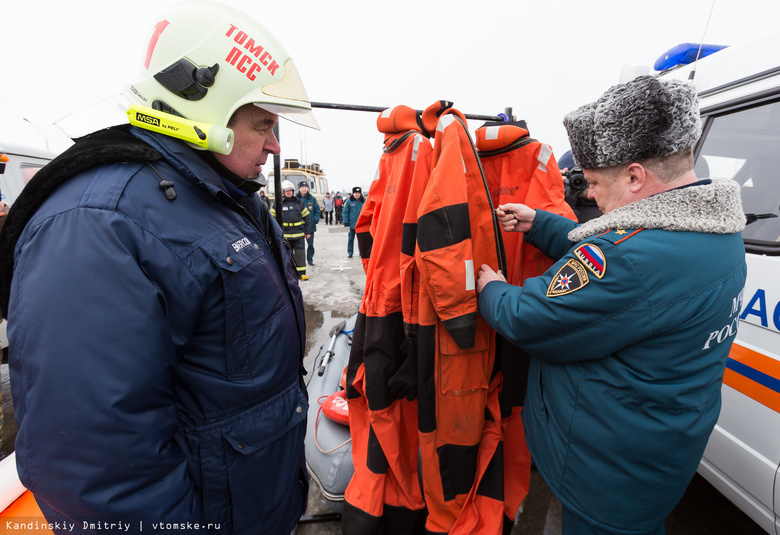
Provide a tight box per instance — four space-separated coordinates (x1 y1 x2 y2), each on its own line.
124 0 319 133
281 180 295 191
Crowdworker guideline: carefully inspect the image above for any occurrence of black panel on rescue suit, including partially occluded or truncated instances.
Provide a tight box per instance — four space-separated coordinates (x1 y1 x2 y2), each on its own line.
343 105 432 534
475 121 578 523
414 101 507 534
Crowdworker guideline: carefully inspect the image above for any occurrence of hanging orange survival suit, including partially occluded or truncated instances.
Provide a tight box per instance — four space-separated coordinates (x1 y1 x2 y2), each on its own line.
475 122 577 285
414 102 508 535
343 105 433 535
473 122 577 525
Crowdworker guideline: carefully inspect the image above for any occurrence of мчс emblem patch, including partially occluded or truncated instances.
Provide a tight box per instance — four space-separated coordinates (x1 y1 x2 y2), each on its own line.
546 259 589 297
574 244 606 279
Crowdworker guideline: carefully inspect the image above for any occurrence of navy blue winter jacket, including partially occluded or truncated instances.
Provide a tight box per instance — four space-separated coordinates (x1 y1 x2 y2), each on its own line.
6 127 308 534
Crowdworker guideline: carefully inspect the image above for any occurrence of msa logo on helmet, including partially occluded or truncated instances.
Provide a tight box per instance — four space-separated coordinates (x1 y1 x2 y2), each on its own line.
225 24 280 81
135 112 160 127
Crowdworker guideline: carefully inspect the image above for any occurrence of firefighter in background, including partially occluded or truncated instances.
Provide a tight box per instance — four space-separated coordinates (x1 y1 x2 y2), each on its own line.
272 180 311 280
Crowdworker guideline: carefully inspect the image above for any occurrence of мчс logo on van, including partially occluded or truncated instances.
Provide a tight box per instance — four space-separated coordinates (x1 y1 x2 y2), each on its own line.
740 286 780 333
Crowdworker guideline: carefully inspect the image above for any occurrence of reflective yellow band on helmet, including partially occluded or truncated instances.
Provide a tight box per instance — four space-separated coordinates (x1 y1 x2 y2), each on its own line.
126 105 234 154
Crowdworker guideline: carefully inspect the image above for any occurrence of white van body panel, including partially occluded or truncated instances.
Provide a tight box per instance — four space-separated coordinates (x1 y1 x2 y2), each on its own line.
651 33 780 535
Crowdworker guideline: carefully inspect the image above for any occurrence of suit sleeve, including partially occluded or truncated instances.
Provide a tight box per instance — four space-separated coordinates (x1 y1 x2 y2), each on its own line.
416 121 480 350
356 177 383 262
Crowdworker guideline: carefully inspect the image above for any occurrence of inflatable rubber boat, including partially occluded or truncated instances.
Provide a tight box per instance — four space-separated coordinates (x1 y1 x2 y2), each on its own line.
304 314 356 513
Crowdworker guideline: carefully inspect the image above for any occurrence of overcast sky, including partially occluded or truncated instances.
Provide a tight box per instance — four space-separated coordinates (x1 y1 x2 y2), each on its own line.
2 0 777 193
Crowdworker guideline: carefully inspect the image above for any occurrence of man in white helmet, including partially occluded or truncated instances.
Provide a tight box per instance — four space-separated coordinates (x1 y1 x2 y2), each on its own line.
271 180 311 280
0 2 317 533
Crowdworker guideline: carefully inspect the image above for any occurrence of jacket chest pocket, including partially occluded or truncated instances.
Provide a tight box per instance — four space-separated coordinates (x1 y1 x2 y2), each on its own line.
200 231 289 380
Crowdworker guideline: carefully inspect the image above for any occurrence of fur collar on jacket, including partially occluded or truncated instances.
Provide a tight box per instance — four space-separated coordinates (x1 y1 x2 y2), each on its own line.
568 178 746 243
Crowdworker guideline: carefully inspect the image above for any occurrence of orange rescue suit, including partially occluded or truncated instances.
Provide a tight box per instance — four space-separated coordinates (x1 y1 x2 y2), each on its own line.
343 105 433 534
475 122 577 285
414 102 508 535
474 122 578 527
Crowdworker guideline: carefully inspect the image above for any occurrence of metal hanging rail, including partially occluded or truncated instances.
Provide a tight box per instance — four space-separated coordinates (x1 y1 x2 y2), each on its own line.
271 102 514 228
310 101 513 123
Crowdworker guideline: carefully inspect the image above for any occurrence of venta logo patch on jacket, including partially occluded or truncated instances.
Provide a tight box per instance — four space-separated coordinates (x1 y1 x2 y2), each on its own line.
231 237 252 253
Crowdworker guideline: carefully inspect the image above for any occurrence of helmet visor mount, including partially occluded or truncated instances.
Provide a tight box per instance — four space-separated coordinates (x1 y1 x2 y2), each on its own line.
254 102 319 130
253 59 319 130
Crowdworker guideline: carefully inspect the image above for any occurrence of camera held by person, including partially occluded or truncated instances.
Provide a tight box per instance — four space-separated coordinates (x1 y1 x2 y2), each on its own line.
562 166 587 201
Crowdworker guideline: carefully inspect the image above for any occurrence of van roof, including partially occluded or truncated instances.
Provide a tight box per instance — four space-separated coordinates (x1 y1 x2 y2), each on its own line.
657 30 780 108
0 140 60 160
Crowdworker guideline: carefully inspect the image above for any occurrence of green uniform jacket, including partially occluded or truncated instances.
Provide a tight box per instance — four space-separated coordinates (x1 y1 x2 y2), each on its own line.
478 180 747 533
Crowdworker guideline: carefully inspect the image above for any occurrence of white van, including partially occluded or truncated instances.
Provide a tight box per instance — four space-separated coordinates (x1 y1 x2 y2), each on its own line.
631 34 780 534
0 141 57 359
0 141 58 207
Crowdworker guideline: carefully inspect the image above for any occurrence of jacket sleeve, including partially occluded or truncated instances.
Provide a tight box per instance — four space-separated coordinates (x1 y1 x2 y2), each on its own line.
342 200 351 226
477 240 653 363
302 206 312 235
523 209 580 262
9 208 203 526
311 197 321 225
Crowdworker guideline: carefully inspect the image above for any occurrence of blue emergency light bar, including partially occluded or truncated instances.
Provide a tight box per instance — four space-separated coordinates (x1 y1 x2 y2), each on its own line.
654 43 728 72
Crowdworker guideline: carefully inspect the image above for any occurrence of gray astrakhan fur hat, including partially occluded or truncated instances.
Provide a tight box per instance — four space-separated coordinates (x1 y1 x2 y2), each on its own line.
563 75 701 169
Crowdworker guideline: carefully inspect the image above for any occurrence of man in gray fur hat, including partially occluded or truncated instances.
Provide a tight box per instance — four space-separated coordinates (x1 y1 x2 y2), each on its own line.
475 75 747 534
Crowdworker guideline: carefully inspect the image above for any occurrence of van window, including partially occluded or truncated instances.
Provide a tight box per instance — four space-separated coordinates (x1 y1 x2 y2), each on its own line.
696 99 780 252
22 164 46 184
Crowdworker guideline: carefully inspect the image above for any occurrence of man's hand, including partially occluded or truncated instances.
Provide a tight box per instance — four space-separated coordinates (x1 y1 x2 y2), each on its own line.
495 203 536 233
476 264 506 294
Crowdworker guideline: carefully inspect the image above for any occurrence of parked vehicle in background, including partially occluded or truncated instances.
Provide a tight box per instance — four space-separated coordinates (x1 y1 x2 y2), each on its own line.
0 141 57 207
0 141 57 361
623 32 780 534
267 158 329 202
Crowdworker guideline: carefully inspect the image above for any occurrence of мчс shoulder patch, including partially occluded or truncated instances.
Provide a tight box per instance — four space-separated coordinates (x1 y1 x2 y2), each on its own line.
546 259 589 297
574 243 606 279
